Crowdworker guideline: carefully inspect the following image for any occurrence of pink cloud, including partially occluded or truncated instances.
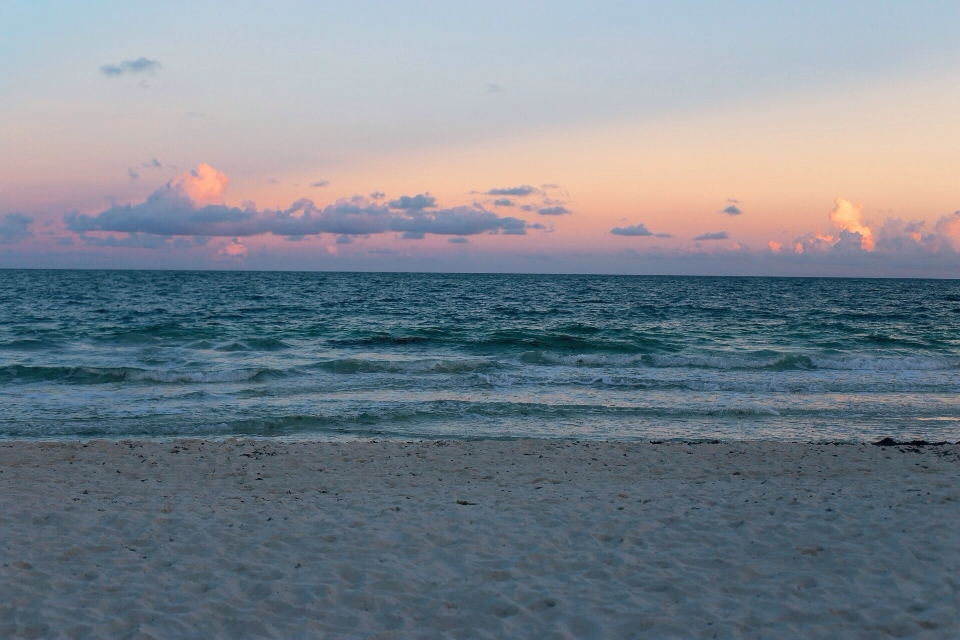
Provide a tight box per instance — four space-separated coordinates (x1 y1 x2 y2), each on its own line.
934 211 960 252
168 163 230 203
775 199 960 257
828 198 874 251
218 239 247 257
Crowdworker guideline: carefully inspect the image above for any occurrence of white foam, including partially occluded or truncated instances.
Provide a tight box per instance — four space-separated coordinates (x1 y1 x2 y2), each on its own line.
648 353 793 369
476 373 515 386
808 355 955 371
530 352 646 367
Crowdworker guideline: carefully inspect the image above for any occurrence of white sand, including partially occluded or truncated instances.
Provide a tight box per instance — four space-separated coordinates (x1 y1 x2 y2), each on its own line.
1 439 958 639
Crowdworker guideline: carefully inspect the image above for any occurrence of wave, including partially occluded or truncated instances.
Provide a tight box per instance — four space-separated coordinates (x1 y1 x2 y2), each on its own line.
0 396 794 432
0 365 128 384
475 373 516 386
520 351 646 367
310 357 498 375
648 353 808 370
125 368 277 383
94 324 220 344
0 339 59 351
4 353 956 393
4 396 959 441
328 334 437 347
473 331 648 353
0 364 278 385
213 338 291 352
523 351 957 372
470 369 960 393
523 351 806 369
712 402 780 417
807 355 955 371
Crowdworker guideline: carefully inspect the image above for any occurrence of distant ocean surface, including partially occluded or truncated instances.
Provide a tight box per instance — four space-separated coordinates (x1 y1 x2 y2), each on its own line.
2 270 960 442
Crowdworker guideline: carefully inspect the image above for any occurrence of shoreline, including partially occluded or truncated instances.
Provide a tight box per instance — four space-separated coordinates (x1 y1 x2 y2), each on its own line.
3 435 957 445
2 439 958 638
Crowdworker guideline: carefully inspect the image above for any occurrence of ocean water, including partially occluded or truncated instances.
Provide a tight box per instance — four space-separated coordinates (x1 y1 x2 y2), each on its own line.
1 270 959 442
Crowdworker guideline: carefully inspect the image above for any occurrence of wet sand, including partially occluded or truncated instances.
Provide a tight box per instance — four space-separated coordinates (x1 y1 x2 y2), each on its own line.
1 439 958 638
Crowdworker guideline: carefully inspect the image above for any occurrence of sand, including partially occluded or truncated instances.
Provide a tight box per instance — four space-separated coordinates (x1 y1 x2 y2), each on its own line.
1 439 958 639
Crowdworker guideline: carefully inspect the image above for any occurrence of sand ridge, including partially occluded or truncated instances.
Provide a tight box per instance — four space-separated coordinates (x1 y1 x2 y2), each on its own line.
1 439 958 638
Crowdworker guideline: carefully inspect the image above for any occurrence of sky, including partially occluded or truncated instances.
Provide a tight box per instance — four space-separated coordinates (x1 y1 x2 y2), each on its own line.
1 1 959 276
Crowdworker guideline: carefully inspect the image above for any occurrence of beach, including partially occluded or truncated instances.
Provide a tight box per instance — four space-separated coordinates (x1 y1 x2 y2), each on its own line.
1 439 958 638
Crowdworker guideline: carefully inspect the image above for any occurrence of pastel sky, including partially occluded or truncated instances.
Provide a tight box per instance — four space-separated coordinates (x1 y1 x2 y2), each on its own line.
2 1 959 276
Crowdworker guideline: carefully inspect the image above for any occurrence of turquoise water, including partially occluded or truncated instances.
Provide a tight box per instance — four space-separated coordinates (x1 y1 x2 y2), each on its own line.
2 270 959 441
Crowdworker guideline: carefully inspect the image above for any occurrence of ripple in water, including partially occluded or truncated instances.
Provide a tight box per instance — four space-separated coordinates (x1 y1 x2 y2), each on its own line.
1 270 959 442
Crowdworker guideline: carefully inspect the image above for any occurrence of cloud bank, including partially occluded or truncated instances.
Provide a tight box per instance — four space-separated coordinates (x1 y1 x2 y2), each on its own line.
29 162 959 276
771 198 960 257
100 58 161 77
64 165 533 244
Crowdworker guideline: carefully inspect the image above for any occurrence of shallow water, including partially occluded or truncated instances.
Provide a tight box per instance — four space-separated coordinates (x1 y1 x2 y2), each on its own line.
2 270 959 441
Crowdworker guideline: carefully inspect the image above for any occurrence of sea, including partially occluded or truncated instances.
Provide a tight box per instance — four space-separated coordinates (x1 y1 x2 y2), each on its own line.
2 270 959 442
